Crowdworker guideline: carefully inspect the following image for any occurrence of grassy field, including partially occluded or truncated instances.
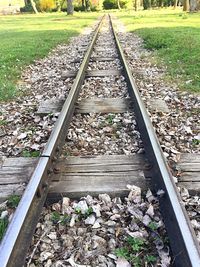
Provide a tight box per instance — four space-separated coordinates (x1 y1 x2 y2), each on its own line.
0 12 98 101
117 9 200 92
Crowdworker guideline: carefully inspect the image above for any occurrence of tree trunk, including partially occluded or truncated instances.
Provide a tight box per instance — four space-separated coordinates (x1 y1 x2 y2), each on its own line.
30 0 38 13
135 0 138 11
174 0 178 8
189 0 200 11
67 0 73 14
183 0 190 11
117 0 121 9
82 0 85 10
56 0 61 11
158 0 163 7
85 0 90 10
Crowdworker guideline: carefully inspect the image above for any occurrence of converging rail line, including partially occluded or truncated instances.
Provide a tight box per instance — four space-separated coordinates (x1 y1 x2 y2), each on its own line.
0 15 200 267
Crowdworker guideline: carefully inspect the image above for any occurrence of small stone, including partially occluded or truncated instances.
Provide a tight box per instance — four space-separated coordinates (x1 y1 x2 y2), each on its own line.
110 214 121 221
142 215 152 226
75 200 88 214
146 204 154 218
45 259 52 267
52 203 61 212
104 220 116 227
108 253 117 260
108 238 116 250
116 258 131 267
40 252 53 262
70 214 77 227
92 204 101 217
0 210 9 219
92 221 101 229
62 197 72 215
99 194 111 205
77 227 87 235
127 185 141 203
85 214 96 225
47 232 57 240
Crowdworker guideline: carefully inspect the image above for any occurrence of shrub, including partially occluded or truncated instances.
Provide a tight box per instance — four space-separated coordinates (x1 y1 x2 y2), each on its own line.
39 0 55 11
103 0 117 9
20 3 33 12
103 0 129 9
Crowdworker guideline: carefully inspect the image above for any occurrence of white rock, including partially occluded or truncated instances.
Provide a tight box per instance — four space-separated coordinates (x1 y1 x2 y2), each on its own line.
146 204 154 218
75 200 88 214
92 221 101 229
0 201 7 210
40 251 53 262
116 258 131 267
0 210 8 219
85 195 94 205
99 194 111 204
84 214 96 225
108 253 117 260
105 220 116 226
62 197 71 214
146 189 156 203
70 214 77 227
127 230 147 239
191 219 200 230
45 259 52 267
92 204 101 217
47 232 57 240
156 189 165 197
142 215 152 226
17 133 27 140
127 184 141 203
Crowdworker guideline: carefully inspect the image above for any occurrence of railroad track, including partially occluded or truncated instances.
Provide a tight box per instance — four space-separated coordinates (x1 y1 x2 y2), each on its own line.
0 15 200 267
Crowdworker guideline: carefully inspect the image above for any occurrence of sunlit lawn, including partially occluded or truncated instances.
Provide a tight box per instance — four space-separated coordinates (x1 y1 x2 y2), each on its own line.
117 9 200 92
0 12 99 101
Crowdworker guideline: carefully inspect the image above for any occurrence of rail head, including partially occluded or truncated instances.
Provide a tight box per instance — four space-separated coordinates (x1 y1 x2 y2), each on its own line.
109 14 200 267
0 16 104 267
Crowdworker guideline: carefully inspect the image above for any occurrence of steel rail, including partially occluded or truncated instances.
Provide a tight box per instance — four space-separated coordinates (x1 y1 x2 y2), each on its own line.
109 15 200 267
0 16 104 267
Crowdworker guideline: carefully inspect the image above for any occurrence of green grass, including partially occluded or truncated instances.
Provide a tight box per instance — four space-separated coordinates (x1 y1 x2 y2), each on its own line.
115 236 157 266
0 217 9 241
7 195 21 209
0 12 99 101
117 9 200 92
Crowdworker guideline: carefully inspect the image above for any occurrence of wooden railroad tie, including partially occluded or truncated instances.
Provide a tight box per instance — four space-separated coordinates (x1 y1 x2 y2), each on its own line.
37 98 133 116
1 153 200 203
176 153 200 195
0 154 146 202
61 69 122 79
37 98 169 116
70 57 118 63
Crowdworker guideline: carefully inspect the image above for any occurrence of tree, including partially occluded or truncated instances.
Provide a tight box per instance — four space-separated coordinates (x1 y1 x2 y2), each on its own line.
174 0 178 9
190 0 200 11
81 0 86 10
67 0 74 14
30 0 38 13
39 0 55 11
135 0 138 10
85 0 90 10
183 0 189 11
117 0 121 9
